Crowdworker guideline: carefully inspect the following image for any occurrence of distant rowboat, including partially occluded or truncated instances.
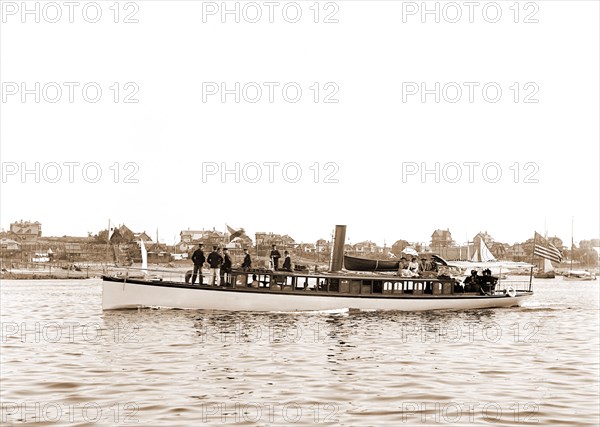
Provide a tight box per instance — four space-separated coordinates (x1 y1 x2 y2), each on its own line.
343 254 448 272
343 255 399 271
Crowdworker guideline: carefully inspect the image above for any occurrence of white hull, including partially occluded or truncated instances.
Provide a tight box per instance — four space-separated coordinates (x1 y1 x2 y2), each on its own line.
563 270 597 281
102 279 531 312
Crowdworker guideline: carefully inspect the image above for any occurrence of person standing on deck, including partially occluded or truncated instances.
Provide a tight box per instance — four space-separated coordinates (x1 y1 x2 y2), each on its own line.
191 243 205 285
270 245 281 270
221 248 232 286
241 248 252 271
207 246 224 286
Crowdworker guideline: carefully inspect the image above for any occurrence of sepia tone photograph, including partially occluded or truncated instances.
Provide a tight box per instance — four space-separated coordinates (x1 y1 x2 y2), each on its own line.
1 1 599 425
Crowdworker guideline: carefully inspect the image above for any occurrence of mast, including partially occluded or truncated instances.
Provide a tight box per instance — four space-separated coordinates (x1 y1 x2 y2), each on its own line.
530 231 537 266
330 225 346 272
570 216 574 271
106 219 111 269
529 231 536 288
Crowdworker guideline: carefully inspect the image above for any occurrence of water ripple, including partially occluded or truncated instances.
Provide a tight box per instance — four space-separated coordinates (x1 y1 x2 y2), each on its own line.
1 278 598 426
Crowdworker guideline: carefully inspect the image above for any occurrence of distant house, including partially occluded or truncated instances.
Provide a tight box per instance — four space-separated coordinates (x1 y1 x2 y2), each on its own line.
105 224 152 245
280 234 296 245
229 234 253 249
147 243 172 264
473 231 494 246
254 232 296 256
180 229 206 243
506 244 526 261
203 230 227 247
255 232 295 247
315 239 331 253
0 238 21 251
118 225 135 242
391 240 409 257
431 229 453 248
178 228 227 253
353 241 381 254
108 228 124 244
133 232 153 243
10 220 42 239
64 243 84 260
300 243 316 253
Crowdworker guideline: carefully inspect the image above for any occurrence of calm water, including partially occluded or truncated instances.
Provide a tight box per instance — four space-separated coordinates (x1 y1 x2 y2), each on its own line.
1 278 598 426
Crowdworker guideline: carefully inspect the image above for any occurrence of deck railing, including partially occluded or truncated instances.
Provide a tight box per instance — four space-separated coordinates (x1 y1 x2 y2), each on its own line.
105 267 534 296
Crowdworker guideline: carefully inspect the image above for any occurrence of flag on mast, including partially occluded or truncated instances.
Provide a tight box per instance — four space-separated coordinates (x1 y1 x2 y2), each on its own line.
533 232 563 263
226 224 245 242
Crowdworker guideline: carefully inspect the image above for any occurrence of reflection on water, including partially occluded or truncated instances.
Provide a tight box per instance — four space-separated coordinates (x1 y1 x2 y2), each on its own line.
1 278 598 426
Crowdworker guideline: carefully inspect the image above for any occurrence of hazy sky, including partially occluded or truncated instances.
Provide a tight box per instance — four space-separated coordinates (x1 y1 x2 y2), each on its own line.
1 1 598 247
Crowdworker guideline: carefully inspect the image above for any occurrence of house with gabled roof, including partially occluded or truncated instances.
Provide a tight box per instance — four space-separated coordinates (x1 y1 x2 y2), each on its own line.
431 229 453 248
10 220 42 239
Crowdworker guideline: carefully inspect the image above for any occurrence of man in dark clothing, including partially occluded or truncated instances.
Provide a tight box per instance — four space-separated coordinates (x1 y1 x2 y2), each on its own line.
282 250 292 271
241 248 252 271
207 246 224 286
477 268 498 295
270 245 281 270
221 248 232 286
463 270 479 292
190 244 205 285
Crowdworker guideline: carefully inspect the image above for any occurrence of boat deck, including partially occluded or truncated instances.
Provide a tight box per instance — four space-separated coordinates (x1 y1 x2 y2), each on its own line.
104 268 533 298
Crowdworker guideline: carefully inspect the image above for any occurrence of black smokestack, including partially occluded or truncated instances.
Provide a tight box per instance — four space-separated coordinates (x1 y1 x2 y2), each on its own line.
330 225 346 272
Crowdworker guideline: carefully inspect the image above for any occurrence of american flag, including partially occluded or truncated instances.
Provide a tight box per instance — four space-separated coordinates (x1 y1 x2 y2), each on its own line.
533 232 563 263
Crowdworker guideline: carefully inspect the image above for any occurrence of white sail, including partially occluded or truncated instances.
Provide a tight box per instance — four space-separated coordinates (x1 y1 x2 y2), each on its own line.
542 258 554 273
140 240 148 274
471 239 496 262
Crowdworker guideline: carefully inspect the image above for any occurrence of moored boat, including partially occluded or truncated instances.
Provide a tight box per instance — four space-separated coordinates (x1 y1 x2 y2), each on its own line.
102 225 534 311
343 255 399 271
563 270 597 281
343 254 448 272
534 259 556 279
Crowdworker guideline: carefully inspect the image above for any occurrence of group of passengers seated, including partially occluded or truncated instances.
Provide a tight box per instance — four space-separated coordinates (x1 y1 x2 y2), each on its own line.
398 256 439 278
460 269 498 294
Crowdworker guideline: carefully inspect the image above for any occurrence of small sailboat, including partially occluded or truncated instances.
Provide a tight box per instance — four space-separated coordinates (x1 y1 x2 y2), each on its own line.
114 239 162 280
534 258 556 279
471 238 496 263
447 238 529 277
562 219 596 281
532 231 562 279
